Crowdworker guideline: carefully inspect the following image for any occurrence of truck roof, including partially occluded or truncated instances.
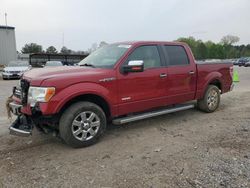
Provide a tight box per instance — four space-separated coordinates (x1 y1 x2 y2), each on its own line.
116 41 186 46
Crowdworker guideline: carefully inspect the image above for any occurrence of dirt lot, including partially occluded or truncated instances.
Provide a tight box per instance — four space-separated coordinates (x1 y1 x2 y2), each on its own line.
0 67 249 188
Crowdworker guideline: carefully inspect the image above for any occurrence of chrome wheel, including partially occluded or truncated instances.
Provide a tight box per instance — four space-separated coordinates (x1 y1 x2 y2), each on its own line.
207 89 218 110
71 111 101 141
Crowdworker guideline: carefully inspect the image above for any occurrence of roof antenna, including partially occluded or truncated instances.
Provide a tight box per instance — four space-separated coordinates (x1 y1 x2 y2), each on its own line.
62 32 64 47
5 13 8 27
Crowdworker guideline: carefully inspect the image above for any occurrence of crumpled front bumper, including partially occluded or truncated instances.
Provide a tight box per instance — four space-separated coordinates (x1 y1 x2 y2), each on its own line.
9 102 33 137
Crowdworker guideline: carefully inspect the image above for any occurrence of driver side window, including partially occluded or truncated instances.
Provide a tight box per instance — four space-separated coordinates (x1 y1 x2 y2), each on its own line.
127 45 162 69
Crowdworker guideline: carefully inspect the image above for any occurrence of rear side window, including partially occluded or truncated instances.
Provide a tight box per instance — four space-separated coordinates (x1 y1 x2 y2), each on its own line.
164 45 189 66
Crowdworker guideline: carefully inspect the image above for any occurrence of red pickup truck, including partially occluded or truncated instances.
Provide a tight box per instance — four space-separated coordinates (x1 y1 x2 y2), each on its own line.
9 41 233 147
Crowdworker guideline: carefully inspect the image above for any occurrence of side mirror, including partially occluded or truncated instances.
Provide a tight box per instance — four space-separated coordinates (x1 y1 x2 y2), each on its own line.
122 60 144 73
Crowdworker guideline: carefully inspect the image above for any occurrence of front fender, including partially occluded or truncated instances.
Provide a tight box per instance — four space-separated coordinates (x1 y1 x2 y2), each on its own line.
39 82 116 115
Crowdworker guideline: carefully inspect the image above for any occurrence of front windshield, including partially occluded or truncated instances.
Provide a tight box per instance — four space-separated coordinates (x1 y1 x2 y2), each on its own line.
8 61 29 67
78 44 131 68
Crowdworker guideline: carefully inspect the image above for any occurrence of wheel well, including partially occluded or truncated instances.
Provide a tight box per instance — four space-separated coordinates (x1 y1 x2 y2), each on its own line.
59 94 111 119
209 79 222 91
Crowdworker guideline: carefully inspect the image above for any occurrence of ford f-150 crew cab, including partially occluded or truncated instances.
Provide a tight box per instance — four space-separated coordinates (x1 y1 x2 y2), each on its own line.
8 41 234 148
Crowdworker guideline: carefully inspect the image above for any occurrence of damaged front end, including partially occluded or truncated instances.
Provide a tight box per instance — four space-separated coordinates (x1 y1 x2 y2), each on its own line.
7 79 59 137
9 113 33 137
7 79 33 137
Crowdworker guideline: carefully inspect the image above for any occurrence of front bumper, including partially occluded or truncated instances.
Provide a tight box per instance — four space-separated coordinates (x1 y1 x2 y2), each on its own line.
9 102 33 137
9 100 60 137
9 102 22 116
9 115 32 137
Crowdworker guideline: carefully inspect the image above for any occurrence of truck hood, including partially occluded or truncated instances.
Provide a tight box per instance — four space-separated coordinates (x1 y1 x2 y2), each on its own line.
22 66 113 86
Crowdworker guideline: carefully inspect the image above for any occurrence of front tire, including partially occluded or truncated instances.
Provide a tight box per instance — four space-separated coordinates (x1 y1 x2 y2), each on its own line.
197 85 220 113
59 102 106 148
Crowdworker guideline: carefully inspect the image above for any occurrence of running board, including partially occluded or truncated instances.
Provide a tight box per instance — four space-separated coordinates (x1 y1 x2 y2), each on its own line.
112 104 195 125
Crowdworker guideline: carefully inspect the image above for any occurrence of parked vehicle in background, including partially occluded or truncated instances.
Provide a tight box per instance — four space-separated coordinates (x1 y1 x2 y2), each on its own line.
61 61 76 66
8 41 234 148
2 61 31 80
29 53 88 67
244 59 250 67
238 57 249 66
44 61 63 67
233 59 240 66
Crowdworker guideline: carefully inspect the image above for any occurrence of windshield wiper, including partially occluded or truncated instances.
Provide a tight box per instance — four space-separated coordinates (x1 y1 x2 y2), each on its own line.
80 63 95 68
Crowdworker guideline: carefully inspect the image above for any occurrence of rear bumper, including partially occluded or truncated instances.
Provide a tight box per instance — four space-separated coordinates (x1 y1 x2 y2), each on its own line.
230 83 234 91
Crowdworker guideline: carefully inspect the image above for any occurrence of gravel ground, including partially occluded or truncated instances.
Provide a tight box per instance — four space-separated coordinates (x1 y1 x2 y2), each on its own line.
0 67 249 188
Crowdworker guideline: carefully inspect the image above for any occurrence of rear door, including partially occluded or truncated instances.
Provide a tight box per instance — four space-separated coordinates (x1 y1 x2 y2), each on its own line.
162 45 196 105
117 45 168 115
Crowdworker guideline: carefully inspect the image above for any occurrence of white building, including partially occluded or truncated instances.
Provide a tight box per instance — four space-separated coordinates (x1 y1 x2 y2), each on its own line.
0 25 17 66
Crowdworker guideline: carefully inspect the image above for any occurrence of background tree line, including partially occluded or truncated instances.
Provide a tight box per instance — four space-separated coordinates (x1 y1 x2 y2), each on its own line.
177 35 250 60
21 41 108 55
21 44 88 55
21 36 250 60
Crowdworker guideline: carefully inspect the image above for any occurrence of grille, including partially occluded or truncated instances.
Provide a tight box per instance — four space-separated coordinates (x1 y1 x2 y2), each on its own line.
20 79 30 104
10 71 21 74
13 87 22 99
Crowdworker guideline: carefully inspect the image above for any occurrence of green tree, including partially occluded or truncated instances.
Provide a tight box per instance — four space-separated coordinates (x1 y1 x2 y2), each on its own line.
60 46 72 54
177 36 199 58
221 35 240 45
196 41 207 60
46 46 58 54
21 43 43 54
244 45 250 56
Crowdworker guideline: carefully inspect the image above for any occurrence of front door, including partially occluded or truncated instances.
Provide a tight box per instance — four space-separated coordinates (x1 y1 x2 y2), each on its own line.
117 45 168 115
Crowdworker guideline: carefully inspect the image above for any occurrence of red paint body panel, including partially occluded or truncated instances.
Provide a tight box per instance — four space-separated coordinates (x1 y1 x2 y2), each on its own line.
165 44 197 105
196 63 233 99
117 67 168 115
13 41 233 118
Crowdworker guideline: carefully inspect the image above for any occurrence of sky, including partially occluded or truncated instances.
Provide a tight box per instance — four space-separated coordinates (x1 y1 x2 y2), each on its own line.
1 0 250 52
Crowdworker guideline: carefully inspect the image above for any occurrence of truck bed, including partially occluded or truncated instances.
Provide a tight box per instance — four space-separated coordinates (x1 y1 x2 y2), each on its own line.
196 60 233 99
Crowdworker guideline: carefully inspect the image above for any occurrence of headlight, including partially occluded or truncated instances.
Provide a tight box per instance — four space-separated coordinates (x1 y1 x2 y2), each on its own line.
28 87 55 107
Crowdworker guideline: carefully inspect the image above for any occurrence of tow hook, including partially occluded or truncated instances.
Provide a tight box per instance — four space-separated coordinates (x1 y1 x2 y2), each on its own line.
9 115 33 137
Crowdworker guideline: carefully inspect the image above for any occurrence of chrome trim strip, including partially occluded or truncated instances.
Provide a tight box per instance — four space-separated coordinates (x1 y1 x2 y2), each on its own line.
99 77 116 82
9 126 32 137
9 102 22 116
10 102 22 108
121 97 131 101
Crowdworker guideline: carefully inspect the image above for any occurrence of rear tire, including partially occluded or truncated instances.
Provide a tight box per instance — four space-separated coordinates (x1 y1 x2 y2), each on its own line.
59 102 106 148
197 85 220 113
